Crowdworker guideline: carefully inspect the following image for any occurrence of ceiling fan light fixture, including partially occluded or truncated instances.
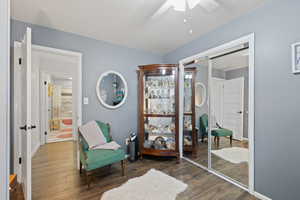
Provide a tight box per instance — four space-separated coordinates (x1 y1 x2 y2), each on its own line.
187 0 202 9
171 0 186 12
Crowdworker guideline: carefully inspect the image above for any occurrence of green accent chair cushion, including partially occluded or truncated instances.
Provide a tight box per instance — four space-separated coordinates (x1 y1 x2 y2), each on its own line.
83 149 125 171
211 128 233 137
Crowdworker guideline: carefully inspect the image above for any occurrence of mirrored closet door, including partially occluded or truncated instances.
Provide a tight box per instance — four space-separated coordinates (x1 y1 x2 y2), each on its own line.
209 43 250 186
183 59 209 168
181 40 252 189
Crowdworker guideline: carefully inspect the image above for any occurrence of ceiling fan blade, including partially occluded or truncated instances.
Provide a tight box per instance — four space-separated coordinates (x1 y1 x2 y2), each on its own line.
198 0 219 12
151 1 172 19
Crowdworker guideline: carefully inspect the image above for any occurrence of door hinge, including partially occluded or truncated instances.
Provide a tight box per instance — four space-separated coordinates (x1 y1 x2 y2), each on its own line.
19 157 22 164
45 131 47 135
18 58 22 65
44 81 47 85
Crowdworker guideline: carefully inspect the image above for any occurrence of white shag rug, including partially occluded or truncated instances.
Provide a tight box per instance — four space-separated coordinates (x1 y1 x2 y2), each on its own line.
101 169 187 200
212 147 249 164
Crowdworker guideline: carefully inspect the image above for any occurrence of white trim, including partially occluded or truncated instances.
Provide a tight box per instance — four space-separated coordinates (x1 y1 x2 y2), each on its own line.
243 137 249 141
31 142 40 158
0 0 10 198
179 63 184 158
254 192 272 200
13 41 22 182
179 33 256 195
96 70 128 109
291 42 300 74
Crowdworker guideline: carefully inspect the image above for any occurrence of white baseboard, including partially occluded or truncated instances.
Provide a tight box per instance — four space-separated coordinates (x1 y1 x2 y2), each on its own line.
32 142 40 158
254 191 272 200
243 137 249 141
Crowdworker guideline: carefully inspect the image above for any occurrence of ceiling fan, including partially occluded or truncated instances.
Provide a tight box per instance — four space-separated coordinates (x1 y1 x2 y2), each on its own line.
152 0 219 19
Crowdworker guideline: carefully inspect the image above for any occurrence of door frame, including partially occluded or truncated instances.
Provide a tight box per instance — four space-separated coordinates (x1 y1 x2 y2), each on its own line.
13 42 82 182
178 33 255 194
0 0 10 198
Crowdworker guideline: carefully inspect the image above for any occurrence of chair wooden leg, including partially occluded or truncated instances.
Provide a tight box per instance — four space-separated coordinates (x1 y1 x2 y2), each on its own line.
214 136 217 144
121 160 125 176
85 171 92 189
217 136 220 148
79 161 82 174
230 135 233 146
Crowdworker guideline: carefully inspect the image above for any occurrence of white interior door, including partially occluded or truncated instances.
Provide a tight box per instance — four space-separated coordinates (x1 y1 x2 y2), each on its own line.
20 27 32 200
211 78 224 127
222 77 244 141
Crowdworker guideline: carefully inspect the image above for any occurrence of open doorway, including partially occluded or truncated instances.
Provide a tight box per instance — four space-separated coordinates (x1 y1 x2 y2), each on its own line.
43 74 74 143
13 39 82 199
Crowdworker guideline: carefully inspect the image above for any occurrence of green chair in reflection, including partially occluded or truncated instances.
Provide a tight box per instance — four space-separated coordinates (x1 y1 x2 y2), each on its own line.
199 114 233 148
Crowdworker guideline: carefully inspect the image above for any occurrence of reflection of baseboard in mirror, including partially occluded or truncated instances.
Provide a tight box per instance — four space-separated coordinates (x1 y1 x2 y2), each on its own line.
179 33 255 195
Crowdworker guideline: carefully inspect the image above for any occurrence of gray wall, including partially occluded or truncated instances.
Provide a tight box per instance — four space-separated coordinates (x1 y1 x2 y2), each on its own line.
11 19 163 152
164 0 300 199
226 67 249 138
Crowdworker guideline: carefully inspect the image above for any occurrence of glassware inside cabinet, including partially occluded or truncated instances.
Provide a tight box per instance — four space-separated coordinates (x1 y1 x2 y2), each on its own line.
183 115 193 146
184 72 193 113
143 117 176 150
144 73 176 115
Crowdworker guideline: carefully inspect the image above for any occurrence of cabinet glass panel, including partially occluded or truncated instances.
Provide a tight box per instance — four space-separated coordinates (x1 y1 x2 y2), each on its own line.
184 72 193 113
183 115 193 146
144 71 176 115
143 117 176 150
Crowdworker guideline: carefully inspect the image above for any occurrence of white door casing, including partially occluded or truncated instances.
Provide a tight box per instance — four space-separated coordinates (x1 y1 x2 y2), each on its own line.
20 27 32 200
222 77 244 141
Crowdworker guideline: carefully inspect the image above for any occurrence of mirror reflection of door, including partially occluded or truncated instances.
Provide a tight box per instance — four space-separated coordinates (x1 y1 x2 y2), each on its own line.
210 43 249 186
183 59 209 168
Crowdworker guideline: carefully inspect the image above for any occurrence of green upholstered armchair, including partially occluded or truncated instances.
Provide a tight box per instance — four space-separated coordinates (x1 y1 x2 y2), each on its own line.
78 121 126 188
199 114 233 148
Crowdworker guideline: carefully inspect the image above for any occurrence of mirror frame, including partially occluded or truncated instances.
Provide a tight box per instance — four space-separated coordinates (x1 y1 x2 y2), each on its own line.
195 82 206 108
96 70 128 109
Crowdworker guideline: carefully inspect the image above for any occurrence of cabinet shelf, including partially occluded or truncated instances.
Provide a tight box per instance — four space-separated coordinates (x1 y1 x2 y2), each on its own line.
144 113 175 117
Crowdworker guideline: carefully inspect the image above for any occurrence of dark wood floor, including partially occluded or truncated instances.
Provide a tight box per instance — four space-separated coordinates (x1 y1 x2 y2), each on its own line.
184 137 249 186
27 141 257 200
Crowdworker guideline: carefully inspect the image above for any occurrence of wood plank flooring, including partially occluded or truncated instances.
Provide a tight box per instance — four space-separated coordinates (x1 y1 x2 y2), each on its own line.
27 141 257 200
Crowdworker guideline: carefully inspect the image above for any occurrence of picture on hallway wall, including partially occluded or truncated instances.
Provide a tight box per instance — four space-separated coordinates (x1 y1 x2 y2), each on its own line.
292 42 300 74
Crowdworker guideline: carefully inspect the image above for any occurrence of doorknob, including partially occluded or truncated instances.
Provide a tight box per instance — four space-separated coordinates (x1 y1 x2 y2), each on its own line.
20 125 27 131
30 125 37 129
237 111 243 114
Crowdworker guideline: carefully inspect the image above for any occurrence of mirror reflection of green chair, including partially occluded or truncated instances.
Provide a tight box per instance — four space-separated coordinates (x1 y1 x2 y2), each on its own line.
199 114 233 148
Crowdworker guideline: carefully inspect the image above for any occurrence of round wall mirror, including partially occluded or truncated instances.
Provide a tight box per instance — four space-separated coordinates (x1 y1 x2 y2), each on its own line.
96 71 128 109
195 82 206 107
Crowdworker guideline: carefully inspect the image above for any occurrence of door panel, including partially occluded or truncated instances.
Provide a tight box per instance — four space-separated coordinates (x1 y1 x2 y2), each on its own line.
223 77 244 140
20 27 32 200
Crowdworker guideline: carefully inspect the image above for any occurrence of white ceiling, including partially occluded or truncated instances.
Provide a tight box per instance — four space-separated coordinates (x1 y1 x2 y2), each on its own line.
12 0 266 54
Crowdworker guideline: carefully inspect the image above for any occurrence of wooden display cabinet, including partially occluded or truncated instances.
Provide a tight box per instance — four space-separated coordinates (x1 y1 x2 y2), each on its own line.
137 64 179 161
